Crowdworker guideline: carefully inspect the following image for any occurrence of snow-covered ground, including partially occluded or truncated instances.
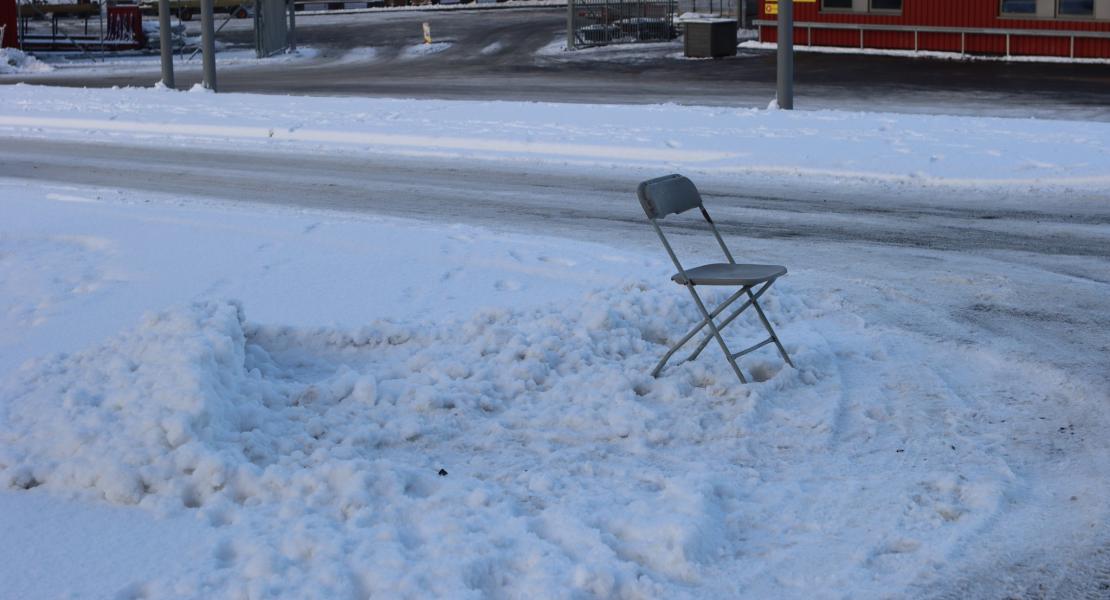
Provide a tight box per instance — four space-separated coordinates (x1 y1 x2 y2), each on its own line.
23 46 323 76
1 86 1108 599
1 85 1107 197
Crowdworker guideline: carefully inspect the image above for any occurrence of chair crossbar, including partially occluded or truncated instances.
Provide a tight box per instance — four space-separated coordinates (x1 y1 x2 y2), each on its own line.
731 336 775 360
686 280 774 363
650 287 748 378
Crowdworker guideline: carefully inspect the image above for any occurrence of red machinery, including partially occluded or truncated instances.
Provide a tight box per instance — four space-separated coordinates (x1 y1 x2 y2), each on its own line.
1 0 18 47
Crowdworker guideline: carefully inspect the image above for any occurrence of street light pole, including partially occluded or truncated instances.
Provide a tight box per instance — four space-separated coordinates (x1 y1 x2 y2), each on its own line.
287 0 297 52
158 0 175 89
776 0 794 109
201 0 217 91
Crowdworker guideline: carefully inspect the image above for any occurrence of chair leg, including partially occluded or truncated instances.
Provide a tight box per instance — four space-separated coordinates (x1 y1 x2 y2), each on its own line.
747 288 795 368
651 287 747 378
686 285 748 384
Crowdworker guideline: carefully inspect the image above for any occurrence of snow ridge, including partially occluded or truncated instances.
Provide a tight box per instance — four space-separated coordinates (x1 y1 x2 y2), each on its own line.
1 278 1076 598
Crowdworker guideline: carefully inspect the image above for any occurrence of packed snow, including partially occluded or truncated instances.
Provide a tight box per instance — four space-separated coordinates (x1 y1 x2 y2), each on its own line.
22 47 322 75
0 86 1108 598
0 48 53 75
399 42 453 59
1 85 1108 197
4 178 1105 599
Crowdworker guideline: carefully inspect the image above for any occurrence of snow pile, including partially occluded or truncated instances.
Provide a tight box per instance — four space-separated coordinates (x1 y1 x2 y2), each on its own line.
479 41 504 56
399 42 452 59
2 272 1080 597
336 46 380 64
0 48 52 75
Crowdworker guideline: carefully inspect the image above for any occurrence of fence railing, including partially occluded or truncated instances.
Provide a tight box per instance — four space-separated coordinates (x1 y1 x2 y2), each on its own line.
568 0 677 49
753 20 1110 58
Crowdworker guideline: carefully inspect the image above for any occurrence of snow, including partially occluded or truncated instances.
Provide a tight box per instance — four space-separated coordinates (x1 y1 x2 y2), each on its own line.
0 490 216 599
29 46 322 75
480 41 505 55
335 46 381 64
399 41 453 59
4 178 1105 598
0 86 1108 598
0 48 53 75
535 36 684 62
1 85 1108 197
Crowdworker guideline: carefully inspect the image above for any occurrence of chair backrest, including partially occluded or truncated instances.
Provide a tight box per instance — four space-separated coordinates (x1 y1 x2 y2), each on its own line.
637 174 702 220
638 174 737 267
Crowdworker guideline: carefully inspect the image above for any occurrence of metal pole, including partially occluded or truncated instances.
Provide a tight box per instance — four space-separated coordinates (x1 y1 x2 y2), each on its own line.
287 0 296 52
253 0 262 58
565 0 574 50
158 0 175 88
201 0 217 91
776 0 793 110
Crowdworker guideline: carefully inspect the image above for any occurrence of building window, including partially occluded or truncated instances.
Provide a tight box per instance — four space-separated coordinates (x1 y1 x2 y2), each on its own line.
1058 0 1094 15
870 0 902 10
1000 0 1036 14
820 0 902 12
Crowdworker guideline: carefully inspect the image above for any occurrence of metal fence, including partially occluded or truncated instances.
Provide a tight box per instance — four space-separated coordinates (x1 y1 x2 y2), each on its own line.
567 0 678 49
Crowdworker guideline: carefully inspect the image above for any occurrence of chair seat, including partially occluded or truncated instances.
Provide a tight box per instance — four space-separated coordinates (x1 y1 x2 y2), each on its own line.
672 263 786 286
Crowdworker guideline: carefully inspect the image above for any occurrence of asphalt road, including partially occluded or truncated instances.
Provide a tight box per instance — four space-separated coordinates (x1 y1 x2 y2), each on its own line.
4 136 1108 257
7 8 1110 119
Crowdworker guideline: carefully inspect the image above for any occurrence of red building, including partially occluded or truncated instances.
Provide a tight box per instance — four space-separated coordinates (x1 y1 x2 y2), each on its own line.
758 0 1110 59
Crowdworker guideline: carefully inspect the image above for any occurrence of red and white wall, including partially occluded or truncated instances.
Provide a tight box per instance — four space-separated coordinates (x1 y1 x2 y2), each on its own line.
758 0 1110 59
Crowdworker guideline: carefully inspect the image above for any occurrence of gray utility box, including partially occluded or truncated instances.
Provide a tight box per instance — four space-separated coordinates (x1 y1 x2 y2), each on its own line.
683 19 737 58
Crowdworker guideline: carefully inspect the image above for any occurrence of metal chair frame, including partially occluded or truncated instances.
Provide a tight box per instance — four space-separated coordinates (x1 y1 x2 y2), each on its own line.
647 194 794 384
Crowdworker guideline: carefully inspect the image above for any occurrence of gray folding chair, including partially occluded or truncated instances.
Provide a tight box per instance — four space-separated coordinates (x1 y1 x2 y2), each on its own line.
638 174 794 384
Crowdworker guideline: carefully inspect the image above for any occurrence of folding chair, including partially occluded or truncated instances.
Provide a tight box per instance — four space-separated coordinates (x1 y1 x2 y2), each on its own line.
638 174 794 384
